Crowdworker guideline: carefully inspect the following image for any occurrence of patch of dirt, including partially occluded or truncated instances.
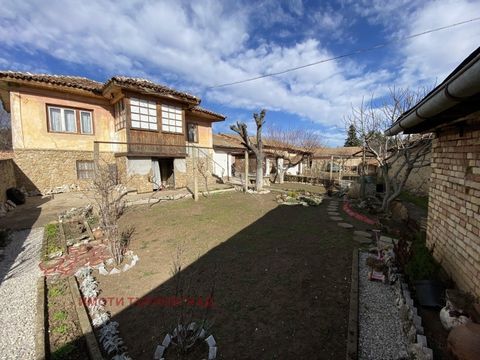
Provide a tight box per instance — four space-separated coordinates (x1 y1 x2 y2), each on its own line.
47 278 88 360
97 190 360 359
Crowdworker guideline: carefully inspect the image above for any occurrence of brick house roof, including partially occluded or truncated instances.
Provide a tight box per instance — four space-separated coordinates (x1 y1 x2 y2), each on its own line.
313 146 363 158
191 106 226 120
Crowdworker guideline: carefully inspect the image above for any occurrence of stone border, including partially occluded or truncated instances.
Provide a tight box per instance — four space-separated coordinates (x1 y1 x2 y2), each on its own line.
68 276 104 360
35 276 47 360
346 248 359 360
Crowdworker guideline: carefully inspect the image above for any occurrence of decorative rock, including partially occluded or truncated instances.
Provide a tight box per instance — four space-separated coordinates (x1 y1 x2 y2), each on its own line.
353 230 372 238
328 212 340 216
162 334 171 347
109 267 121 275
154 345 165 359
188 322 196 331
122 263 131 272
208 346 217 359
205 335 216 347
98 265 109 276
417 334 428 347
199 328 206 339
337 222 353 229
353 236 371 244
330 216 343 221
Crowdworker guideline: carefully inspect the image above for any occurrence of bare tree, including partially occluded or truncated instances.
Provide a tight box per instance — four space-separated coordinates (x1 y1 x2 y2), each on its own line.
265 127 321 183
230 109 266 191
91 160 129 265
197 157 211 196
345 87 432 213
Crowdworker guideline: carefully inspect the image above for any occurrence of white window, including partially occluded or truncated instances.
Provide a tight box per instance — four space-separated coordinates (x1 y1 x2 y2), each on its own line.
80 111 93 134
130 98 158 130
47 106 93 134
161 104 183 133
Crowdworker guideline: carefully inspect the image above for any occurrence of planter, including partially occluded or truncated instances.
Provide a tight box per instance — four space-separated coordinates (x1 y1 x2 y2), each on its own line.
414 280 445 308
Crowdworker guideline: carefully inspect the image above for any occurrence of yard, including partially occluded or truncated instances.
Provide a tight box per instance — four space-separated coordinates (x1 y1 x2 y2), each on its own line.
94 189 360 359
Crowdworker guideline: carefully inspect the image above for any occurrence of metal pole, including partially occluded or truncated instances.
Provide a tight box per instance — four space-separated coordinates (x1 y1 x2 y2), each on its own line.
193 147 198 201
244 150 249 192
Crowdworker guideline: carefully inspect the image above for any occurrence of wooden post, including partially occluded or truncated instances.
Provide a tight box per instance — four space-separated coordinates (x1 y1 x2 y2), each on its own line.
244 150 249 192
193 147 198 201
329 155 333 181
93 141 100 177
338 156 342 182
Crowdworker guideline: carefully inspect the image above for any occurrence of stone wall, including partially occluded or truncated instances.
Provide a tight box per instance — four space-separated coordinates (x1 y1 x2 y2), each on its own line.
13 149 115 194
427 116 480 298
0 159 16 203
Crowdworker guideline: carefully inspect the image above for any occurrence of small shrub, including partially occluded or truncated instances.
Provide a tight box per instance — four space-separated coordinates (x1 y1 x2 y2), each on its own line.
49 285 65 298
45 223 58 239
52 324 69 335
51 343 75 360
405 233 440 281
53 311 68 322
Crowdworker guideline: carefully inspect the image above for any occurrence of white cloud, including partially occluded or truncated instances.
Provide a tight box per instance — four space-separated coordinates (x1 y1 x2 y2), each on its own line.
0 0 478 136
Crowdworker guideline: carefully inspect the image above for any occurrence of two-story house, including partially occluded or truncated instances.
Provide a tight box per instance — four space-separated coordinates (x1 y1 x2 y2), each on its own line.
0 72 225 194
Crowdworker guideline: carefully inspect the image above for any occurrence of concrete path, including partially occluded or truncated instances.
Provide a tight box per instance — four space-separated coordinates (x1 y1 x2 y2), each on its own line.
0 228 43 359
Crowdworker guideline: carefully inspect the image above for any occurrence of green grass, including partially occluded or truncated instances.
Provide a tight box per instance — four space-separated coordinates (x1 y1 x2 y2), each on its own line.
52 324 69 335
48 285 65 298
399 191 428 210
43 223 63 260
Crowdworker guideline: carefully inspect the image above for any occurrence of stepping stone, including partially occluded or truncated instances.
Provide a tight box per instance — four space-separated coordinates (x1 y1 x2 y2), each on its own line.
337 222 353 229
353 230 372 238
330 216 343 221
353 236 371 244
327 207 338 211
328 212 341 216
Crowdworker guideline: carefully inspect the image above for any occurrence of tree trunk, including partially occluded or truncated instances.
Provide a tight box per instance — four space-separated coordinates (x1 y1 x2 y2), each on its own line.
255 155 264 191
276 158 285 184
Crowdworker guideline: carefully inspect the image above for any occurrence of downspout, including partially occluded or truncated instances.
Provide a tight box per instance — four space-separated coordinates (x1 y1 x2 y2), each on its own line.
385 52 480 136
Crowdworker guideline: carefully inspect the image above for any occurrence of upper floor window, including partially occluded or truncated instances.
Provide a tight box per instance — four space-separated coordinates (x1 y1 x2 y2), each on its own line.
47 106 93 134
161 104 183 133
187 123 198 142
114 99 126 131
130 98 157 130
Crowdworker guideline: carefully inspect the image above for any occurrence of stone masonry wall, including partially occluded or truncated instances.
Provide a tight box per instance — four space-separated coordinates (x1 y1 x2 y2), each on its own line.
0 159 16 203
13 149 115 194
427 117 480 298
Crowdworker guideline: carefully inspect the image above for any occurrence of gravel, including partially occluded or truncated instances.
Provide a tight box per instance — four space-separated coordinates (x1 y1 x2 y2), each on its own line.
358 251 408 360
0 228 43 360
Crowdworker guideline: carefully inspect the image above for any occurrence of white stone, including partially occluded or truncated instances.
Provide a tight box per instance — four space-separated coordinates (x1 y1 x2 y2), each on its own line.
205 335 216 347
417 334 427 347
154 345 165 359
187 322 196 331
122 263 131 272
337 222 353 229
98 265 109 276
109 268 121 275
198 328 206 339
208 346 217 359
162 334 171 347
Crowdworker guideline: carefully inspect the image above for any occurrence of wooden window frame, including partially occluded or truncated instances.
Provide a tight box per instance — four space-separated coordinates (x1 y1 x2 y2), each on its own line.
130 97 159 131
46 104 94 135
114 99 127 131
187 122 198 143
161 104 184 134
76 160 95 179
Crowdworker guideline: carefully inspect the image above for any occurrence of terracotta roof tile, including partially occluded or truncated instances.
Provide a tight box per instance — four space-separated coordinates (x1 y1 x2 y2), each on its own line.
313 146 363 157
0 71 103 93
191 106 226 119
107 76 199 103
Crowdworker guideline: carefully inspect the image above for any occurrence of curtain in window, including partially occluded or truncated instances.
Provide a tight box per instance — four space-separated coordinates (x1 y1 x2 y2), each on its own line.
64 109 76 132
49 108 62 131
81 112 92 134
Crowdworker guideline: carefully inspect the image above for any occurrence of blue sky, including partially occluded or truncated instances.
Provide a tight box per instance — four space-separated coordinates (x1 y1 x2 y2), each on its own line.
0 0 479 146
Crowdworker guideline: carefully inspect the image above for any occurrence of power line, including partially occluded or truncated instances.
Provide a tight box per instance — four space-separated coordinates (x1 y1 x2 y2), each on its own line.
207 17 480 89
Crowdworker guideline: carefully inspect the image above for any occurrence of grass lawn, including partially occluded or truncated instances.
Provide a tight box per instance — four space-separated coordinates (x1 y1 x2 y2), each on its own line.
97 190 358 359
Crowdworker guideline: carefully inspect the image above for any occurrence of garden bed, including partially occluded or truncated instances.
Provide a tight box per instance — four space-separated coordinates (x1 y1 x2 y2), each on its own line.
46 277 88 359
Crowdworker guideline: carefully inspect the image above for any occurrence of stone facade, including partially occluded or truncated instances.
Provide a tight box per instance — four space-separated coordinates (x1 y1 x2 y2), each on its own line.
0 159 16 203
427 117 480 298
13 149 115 193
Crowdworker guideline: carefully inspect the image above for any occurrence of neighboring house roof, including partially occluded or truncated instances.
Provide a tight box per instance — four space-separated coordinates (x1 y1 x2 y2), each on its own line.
213 133 245 149
386 46 480 135
190 106 226 121
0 71 103 93
313 146 363 158
104 76 199 103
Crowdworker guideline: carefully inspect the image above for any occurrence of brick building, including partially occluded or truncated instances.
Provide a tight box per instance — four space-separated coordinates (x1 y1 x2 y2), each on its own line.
386 47 480 298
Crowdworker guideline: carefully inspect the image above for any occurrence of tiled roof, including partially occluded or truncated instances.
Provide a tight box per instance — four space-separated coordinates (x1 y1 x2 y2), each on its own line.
0 71 103 93
213 133 245 149
313 146 363 157
0 71 200 103
191 106 226 119
106 76 199 103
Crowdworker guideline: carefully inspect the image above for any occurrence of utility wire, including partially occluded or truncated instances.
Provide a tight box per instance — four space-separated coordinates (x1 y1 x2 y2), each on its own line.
207 17 480 89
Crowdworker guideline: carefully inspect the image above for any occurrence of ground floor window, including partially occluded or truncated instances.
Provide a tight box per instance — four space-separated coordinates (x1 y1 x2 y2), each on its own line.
76 160 95 179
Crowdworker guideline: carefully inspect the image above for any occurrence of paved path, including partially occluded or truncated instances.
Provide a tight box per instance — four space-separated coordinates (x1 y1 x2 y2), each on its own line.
0 228 43 359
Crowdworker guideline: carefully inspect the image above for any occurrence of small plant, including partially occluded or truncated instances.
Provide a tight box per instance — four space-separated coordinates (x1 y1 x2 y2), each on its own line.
53 311 68 322
52 324 69 335
51 343 75 360
45 223 58 239
49 285 65 298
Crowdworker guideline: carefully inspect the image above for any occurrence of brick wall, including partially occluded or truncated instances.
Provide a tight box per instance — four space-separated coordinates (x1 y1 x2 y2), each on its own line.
427 117 480 298
0 159 16 203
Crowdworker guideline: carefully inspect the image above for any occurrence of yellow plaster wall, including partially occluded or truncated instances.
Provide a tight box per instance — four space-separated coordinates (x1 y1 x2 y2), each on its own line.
9 89 123 152
185 117 213 148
